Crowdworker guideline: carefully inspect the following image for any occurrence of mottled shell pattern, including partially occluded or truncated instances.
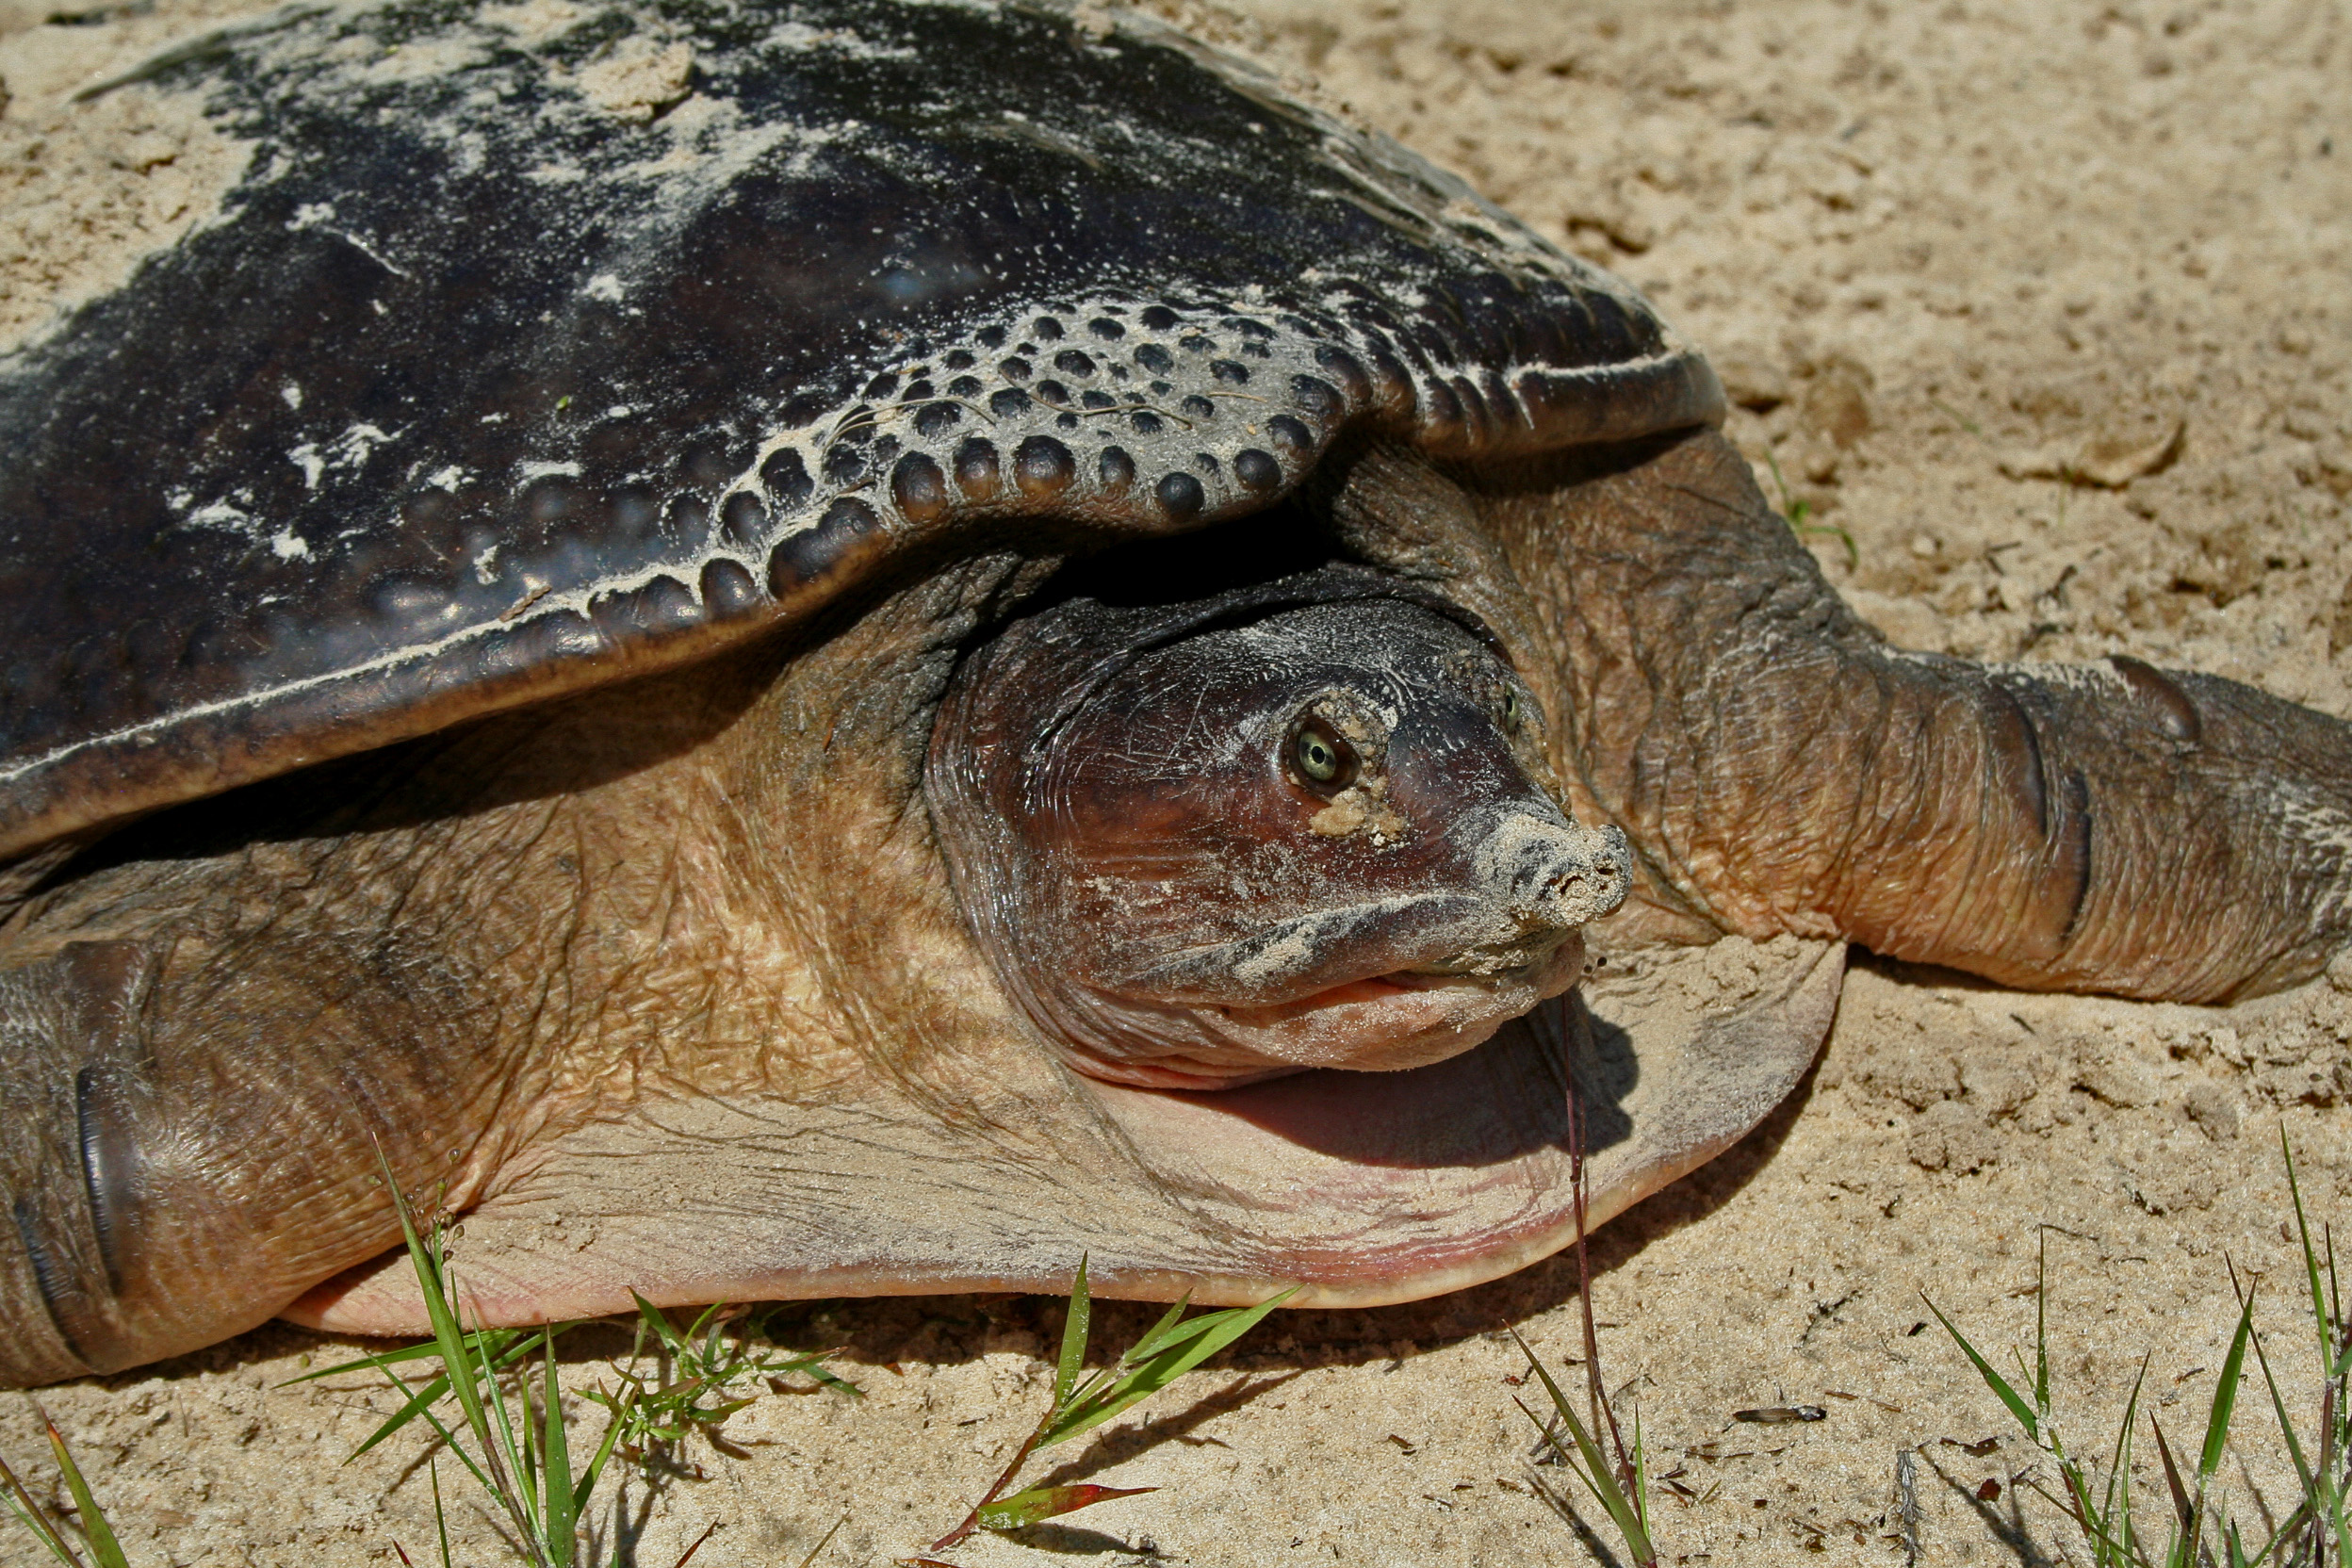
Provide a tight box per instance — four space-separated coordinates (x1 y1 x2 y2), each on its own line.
0 0 1721 858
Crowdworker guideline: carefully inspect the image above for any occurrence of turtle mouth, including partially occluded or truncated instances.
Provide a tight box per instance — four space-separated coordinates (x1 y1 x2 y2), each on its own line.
1067 937 1584 1089
1066 999 1608 1304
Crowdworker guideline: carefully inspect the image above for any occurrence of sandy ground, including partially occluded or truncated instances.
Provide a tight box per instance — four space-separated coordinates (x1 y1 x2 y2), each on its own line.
3 0 2351 1562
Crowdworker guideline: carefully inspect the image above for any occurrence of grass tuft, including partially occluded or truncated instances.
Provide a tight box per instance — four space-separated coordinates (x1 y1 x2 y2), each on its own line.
913 1256 1295 1562
1930 1130 2352 1567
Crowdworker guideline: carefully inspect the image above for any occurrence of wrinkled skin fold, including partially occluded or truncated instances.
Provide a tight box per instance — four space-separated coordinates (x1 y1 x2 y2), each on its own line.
0 430 2346 1387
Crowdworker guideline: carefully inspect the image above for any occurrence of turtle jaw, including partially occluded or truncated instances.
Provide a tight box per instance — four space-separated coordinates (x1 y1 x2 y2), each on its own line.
1063 930 1588 1088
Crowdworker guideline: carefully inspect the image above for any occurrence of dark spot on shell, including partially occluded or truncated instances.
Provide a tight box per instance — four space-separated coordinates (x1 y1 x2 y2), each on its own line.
1033 317 1065 340
902 379 936 402
1054 350 1097 378
1179 335 1215 354
1014 436 1075 498
1130 411 1165 435
779 393 830 428
700 558 761 617
719 490 768 547
1135 343 1173 375
524 477 580 524
401 487 454 531
975 326 1006 350
1034 380 1070 405
1210 359 1250 385
955 437 1002 499
1099 447 1135 490
1422 375 1465 442
1054 412 1081 431
945 349 977 370
946 375 984 399
760 449 813 508
1148 381 1173 396
1234 449 1282 492
608 485 660 543
767 497 880 600
591 574 699 640
1267 415 1314 454
1080 390 1118 411
1232 318 1275 340
914 401 963 438
1179 395 1216 421
1193 451 1220 476
864 372 900 400
1000 357 1032 382
664 494 711 538
822 443 866 485
1314 345 1371 401
1088 318 1125 340
1155 471 1204 520
1240 341 1272 360
989 388 1034 419
891 452 950 524
1139 305 1180 331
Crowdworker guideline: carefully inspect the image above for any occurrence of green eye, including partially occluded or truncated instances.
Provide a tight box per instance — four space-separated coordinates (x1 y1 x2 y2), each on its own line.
1287 716 1359 794
1501 688 1521 727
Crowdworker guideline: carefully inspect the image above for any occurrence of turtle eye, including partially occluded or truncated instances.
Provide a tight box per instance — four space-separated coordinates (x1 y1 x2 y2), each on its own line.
1286 715 1359 795
1500 686 1522 731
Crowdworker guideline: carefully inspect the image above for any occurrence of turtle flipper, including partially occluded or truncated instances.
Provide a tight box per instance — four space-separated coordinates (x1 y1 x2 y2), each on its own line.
1477 429 2352 1003
0 930 508 1385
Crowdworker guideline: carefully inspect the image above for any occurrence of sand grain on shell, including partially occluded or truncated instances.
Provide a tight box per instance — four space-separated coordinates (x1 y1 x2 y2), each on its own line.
5 0 2352 1563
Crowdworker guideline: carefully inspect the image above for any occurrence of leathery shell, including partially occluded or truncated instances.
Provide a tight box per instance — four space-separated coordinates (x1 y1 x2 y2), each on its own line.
0 0 1723 859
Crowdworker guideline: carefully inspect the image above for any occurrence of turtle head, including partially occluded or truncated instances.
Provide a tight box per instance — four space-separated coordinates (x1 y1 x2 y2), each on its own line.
929 564 1629 1088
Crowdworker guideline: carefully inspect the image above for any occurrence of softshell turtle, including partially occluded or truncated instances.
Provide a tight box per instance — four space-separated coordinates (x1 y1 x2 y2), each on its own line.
2 0 2348 1390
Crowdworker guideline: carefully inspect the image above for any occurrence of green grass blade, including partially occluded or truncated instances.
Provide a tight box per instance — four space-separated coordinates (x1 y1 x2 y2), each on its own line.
571 1384 632 1522
0 1446 87 1567
2095 1358 2147 1567
1925 1295 2042 1443
2247 1323 2326 1521
975 1483 1155 1531
1119 1295 1195 1367
2202 1288 2257 1481
1511 1333 1655 1562
282 1331 525 1384
2035 1231 2052 1417
431 1461 453 1568
384 1170 498 1468
776 1354 862 1399
542 1329 577 1568
2146 1414 2197 1568
630 1293 695 1363
2282 1131 2334 1382
1041 1286 1296 1448
345 1331 547 1462
1054 1256 1091 1411
40 1417 126 1568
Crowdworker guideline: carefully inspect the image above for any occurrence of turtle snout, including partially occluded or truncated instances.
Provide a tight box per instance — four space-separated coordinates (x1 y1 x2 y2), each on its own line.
1471 810 1632 936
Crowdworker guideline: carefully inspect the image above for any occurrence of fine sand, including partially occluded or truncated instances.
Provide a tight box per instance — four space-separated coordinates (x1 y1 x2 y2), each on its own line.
3 0 2349 1563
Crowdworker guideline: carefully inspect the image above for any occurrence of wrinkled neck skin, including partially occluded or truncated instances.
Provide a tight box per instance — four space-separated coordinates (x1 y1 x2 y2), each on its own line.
928 567 1630 1089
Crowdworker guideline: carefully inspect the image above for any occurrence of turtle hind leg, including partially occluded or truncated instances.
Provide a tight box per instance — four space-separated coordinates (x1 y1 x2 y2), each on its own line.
1478 428 2352 1004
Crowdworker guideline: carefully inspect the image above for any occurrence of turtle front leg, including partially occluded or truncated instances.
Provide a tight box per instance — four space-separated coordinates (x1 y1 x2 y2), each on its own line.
1472 429 2352 1004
